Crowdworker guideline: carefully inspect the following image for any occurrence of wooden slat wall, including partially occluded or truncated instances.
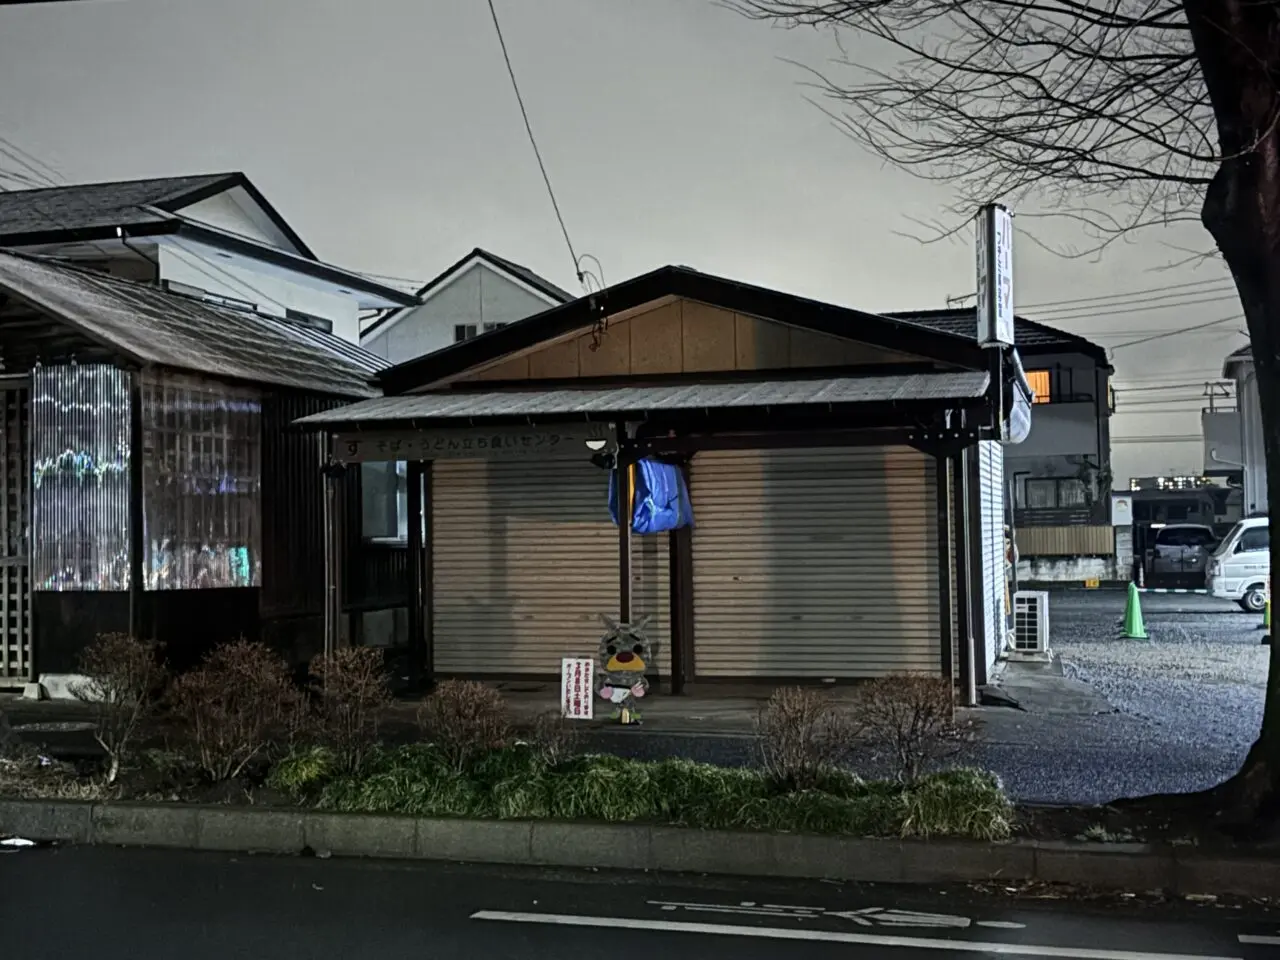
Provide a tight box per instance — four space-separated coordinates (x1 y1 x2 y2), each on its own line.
1015 525 1114 557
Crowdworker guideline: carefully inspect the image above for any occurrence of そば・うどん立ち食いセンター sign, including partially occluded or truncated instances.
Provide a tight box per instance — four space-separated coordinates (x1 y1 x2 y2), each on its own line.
334 425 610 463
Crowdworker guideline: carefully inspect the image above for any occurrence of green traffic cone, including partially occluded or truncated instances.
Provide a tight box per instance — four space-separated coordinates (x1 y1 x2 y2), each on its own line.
1122 582 1147 639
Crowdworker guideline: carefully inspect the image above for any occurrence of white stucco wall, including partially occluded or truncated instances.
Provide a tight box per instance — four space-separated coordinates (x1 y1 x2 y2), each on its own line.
362 262 558 364
178 187 300 253
156 240 360 342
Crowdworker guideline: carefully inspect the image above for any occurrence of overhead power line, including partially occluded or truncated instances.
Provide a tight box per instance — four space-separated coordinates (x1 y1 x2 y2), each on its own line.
1109 315 1242 350
1017 276 1233 312
485 0 584 290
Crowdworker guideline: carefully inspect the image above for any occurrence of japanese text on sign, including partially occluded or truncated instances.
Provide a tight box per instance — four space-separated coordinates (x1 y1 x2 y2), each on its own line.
561 658 594 721
333 425 609 463
976 203 1015 346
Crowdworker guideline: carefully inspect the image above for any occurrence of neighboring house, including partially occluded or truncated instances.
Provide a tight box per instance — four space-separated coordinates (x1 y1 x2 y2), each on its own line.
889 309 1114 581
304 265 1034 691
0 173 416 342
356 249 574 615
0 250 387 695
360 248 573 364
1222 345 1266 516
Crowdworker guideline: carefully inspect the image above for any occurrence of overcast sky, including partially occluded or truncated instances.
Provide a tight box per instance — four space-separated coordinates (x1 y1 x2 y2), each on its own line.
0 0 1246 484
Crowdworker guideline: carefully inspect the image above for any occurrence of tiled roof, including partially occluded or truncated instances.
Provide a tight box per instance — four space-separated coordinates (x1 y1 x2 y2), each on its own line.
0 174 235 238
0 252 379 398
886 308 1106 358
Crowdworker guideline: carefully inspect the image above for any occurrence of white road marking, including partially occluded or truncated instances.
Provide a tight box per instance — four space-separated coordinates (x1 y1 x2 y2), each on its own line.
472 910 1241 960
1239 935 1280 946
648 899 1025 931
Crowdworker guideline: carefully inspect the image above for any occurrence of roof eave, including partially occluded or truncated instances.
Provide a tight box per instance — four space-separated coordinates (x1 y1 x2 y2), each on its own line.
377 266 987 395
171 222 419 307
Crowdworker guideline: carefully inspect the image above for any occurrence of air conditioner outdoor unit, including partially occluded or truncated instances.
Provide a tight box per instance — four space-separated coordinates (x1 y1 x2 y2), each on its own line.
1011 590 1051 658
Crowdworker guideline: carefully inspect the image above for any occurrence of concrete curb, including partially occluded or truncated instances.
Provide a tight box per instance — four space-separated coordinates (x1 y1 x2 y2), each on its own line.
2 798 1277 897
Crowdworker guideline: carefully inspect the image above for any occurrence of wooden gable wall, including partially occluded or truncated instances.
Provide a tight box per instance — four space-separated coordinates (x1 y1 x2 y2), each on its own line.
456 299 922 383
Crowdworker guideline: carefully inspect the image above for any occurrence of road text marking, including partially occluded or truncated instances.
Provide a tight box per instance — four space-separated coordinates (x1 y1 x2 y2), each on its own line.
472 910 1241 960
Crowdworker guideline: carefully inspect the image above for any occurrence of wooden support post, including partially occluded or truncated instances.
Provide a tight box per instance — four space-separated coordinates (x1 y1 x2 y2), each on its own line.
954 449 977 707
406 459 425 692
615 422 632 624
935 452 954 679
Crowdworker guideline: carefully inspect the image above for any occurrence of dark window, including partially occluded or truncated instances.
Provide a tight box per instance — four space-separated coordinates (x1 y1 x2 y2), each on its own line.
454 323 478 343
1238 527 1270 553
1186 528 1218 547
483 322 508 333
1020 476 1088 510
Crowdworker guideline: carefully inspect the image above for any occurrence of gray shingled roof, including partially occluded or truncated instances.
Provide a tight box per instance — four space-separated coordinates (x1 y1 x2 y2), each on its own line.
296 371 989 426
886 308 1104 356
0 174 233 238
0 252 379 397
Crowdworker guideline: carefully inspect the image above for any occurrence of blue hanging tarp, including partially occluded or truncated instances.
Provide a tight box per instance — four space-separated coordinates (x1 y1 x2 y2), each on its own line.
609 458 694 534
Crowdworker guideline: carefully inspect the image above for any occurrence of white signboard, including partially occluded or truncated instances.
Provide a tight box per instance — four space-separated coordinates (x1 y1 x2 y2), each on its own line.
333 424 610 464
1110 494 1134 527
976 203 1015 346
560 657 595 720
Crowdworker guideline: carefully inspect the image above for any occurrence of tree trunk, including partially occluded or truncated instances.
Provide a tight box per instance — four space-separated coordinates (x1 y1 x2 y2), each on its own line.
1185 0 1280 829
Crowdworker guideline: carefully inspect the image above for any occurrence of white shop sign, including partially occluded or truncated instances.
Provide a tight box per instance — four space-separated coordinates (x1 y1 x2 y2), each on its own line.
560 657 595 721
976 203 1015 347
333 424 610 463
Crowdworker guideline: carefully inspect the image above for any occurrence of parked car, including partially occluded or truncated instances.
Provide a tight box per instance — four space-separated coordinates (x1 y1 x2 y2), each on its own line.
1145 523 1218 583
1207 516 1270 612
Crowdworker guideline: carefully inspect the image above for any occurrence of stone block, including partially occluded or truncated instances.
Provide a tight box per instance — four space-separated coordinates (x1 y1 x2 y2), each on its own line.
415 817 532 864
899 840 1035 884
196 807 306 854
530 821 651 870
0 799 93 843
304 812 416 859
1176 854 1280 898
91 803 198 849
1035 842 1173 891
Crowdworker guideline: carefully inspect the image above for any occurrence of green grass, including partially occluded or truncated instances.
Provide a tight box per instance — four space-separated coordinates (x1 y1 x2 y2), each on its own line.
268 743 1013 841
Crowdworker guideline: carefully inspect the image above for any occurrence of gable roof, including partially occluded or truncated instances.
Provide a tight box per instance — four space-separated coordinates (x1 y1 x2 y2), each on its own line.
886 307 1109 364
0 172 317 259
0 251 379 398
361 247 574 340
377 265 988 395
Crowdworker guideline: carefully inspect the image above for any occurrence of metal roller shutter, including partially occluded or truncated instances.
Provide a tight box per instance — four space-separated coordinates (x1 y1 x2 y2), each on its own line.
978 441 1006 672
432 457 668 677
691 446 940 678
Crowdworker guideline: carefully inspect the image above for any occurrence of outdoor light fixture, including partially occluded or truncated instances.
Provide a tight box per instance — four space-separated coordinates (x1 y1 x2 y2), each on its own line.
584 438 608 451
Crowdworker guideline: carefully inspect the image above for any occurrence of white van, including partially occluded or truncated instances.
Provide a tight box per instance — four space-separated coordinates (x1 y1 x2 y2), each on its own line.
1206 516 1270 612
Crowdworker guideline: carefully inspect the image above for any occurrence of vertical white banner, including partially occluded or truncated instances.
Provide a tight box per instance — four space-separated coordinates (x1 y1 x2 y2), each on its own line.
976 203 1015 346
560 657 595 720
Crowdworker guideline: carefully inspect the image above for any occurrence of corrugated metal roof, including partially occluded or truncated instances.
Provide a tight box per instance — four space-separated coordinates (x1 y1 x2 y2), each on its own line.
0 252 379 398
296 371 989 425
257 315 392 374
0 174 232 238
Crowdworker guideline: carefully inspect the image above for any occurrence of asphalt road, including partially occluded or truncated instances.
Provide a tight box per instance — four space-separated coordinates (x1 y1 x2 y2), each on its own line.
2 845 1279 960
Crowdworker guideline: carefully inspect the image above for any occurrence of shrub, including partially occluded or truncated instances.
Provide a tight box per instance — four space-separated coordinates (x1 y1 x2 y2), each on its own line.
309 647 393 772
854 675 971 783
756 686 862 790
416 680 511 773
71 633 167 784
266 744 337 798
169 639 303 783
898 768 1013 840
523 710 582 766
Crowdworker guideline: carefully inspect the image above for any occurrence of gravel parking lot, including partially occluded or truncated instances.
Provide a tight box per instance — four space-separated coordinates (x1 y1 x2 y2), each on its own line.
1036 590 1270 800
